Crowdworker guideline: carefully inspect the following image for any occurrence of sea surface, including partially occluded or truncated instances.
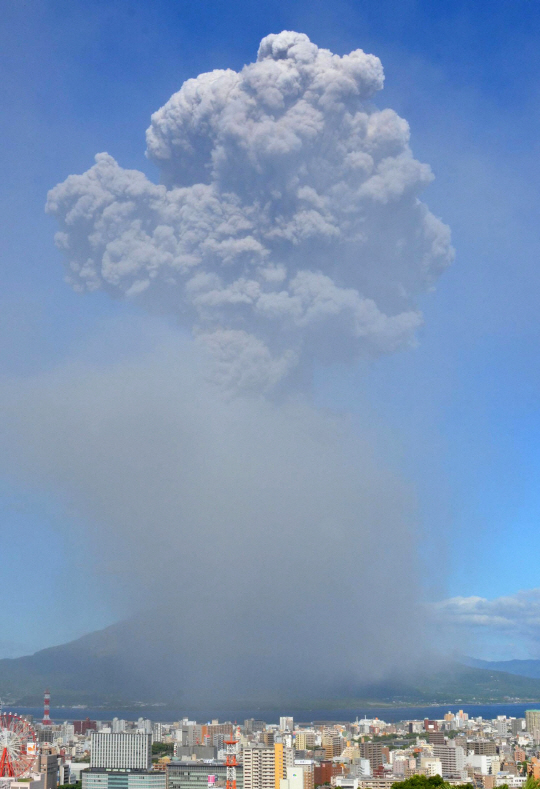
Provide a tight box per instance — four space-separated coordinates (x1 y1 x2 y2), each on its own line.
4 703 538 725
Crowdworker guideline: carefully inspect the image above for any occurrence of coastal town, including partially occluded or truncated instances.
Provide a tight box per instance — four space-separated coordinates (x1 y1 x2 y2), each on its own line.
4 696 540 789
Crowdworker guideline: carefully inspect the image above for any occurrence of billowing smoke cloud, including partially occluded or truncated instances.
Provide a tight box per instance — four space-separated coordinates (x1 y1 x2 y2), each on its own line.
0 332 423 701
0 32 452 703
46 30 452 392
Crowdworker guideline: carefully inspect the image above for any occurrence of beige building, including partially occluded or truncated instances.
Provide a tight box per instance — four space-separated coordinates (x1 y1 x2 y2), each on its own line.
295 732 316 751
322 730 342 760
243 744 293 789
39 754 59 789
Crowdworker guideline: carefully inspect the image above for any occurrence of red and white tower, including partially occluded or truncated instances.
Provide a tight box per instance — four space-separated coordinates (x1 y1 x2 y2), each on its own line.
42 689 51 725
225 736 238 789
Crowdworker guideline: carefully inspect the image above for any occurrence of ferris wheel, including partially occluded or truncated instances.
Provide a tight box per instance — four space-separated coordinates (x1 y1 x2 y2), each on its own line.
0 712 38 778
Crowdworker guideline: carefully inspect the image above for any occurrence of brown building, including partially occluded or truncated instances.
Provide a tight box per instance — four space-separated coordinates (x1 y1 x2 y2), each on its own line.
74 718 97 735
428 733 445 745
313 761 342 786
358 742 384 770
203 723 233 742
424 720 439 733
299 762 314 789
474 741 497 756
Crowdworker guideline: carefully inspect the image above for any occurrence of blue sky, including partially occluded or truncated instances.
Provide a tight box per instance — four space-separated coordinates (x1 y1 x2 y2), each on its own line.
2 0 540 660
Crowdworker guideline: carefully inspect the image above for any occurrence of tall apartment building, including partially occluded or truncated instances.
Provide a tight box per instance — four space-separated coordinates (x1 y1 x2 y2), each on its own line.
526 711 540 734
243 746 276 789
322 730 342 760
90 732 152 770
243 744 293 789
495 720 508 736
39 753 59 789
137 719 152 736
295 733 316 751
433 744 465 778
358 743 384 770
274 744 294 789
512 720 526 736
280 719 294 733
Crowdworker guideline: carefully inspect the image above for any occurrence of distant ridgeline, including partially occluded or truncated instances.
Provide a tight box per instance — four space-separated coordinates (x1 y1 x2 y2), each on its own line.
3 619 540 705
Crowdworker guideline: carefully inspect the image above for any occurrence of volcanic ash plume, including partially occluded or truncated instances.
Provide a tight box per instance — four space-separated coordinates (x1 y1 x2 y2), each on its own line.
13 31 457 701
47 30 453 392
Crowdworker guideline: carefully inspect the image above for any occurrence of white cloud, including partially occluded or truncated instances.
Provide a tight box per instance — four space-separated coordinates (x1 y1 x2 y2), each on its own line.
46 30 452 391
432 589 540 654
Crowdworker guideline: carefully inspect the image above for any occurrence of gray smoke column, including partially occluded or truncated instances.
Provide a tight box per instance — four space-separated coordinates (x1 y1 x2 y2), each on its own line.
13 31 454 702
47 30 452 392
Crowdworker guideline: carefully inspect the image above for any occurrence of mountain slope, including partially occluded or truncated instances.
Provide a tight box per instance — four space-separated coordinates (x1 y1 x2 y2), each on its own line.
4 619 540 706
462 656 540 679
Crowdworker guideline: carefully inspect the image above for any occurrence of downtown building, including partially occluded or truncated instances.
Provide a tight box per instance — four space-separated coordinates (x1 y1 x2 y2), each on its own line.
90 733 152 770
294 733 316 752
243 744 293 789
167 761 244 789
358 743 384 771
432 743 466 779
83 732 160 789
82 770 165 789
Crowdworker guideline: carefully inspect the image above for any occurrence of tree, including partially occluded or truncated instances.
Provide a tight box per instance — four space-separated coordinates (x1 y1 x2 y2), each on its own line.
391 777 473 789
152 742 174 756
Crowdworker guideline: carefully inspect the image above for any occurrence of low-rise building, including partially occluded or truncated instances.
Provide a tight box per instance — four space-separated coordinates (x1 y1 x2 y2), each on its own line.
82 770 165 789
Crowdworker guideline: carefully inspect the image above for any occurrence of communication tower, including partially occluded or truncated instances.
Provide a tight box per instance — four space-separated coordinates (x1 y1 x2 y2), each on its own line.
225 735 238 789
42 689 51 725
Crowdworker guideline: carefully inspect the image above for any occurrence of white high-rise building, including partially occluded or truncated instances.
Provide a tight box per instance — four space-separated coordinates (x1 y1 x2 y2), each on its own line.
90 732 152 770
137 719 152 735
280 719 294 733
420 758 443 777
243 745 276 789
433 744 465 778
